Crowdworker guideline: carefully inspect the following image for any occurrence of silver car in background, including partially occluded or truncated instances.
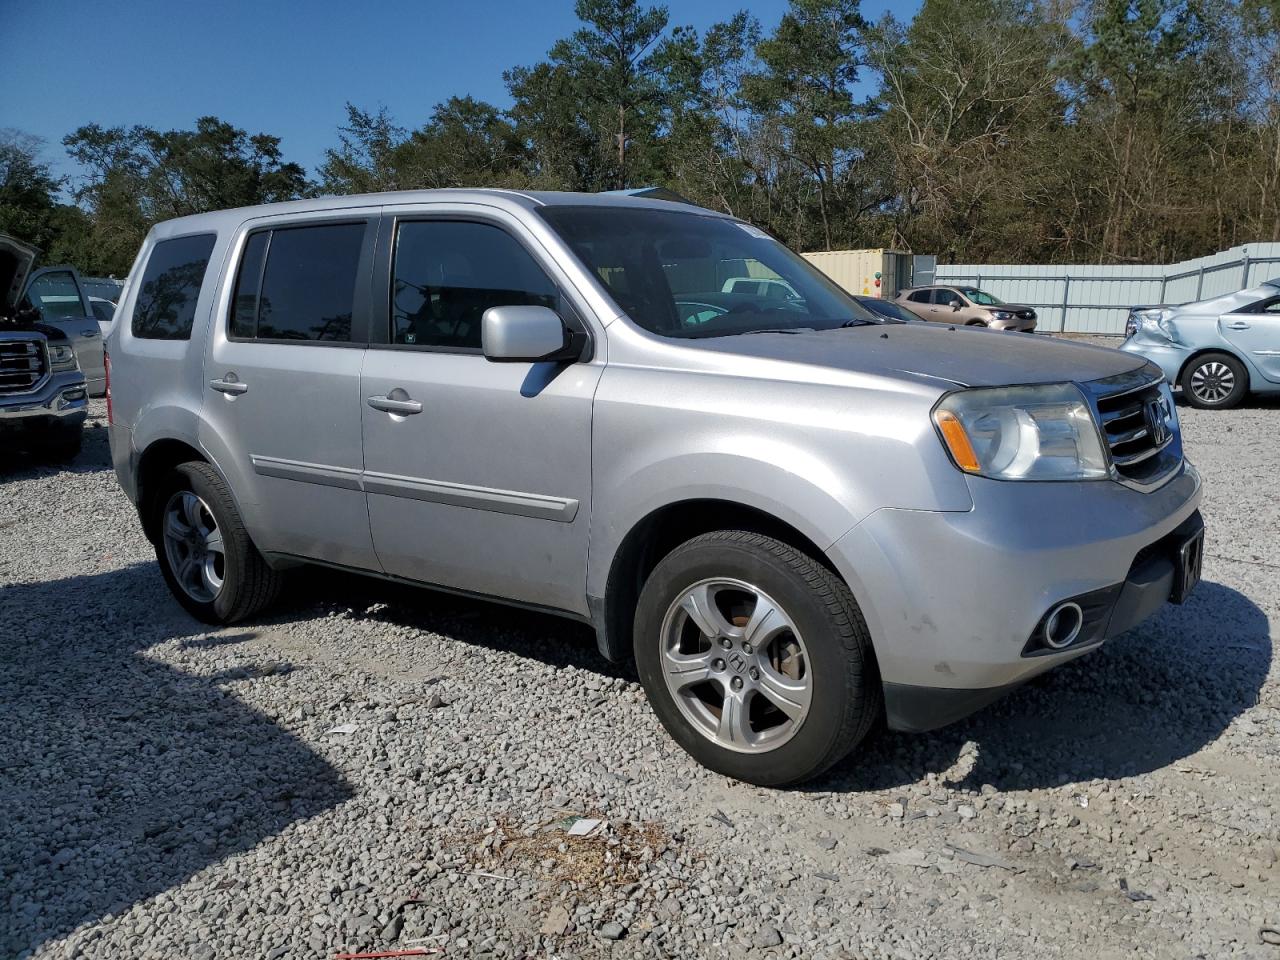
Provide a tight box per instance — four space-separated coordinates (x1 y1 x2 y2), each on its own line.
1122 280 1280 408
107 190 1204 786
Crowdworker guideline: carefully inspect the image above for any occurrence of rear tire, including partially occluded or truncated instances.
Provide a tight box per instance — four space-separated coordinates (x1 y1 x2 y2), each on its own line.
153 461 282 623
633 530 880 786
1180 352 1247 409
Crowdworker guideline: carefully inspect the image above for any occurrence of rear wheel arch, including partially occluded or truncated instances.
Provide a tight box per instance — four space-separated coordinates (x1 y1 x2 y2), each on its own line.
1177 349 1252 408
1176 346 1251 385
136 439 209 543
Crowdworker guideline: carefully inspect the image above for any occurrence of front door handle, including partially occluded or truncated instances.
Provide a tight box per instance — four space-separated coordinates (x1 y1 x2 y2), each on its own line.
1226 321 1251 330
81 330 100 338
210 375 249 396
368 395 423 415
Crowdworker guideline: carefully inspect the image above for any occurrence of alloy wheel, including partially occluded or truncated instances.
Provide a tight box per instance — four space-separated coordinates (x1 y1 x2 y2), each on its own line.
1190 361 1236 405
162 490 225 603
659 578 812 753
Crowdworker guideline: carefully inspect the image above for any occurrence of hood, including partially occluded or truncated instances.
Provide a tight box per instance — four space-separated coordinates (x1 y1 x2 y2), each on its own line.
688 322 1147 389
1 233 38 313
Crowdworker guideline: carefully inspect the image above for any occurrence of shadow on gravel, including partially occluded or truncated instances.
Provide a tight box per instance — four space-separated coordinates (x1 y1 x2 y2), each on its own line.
273 568 1269 796
0 419 112 481
818 579 1271 793
273 567 625 678
0 564 351 958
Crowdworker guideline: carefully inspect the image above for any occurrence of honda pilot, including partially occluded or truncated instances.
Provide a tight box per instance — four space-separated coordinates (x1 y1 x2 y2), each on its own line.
107 191 1204 785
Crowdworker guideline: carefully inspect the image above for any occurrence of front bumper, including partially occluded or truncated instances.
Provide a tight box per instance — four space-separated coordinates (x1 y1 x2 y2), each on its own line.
990 318 1037 332
825 462 1203 731
0 373 89 434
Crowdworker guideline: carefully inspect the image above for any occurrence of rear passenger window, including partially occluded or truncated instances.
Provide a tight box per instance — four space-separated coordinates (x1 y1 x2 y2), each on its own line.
131 234 216 339
908 290 930 303
231 223 365 342
391 221 558 349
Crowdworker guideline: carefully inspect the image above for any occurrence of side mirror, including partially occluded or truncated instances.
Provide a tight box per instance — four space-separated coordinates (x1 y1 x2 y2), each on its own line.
481 305 574 363
951 301 962 311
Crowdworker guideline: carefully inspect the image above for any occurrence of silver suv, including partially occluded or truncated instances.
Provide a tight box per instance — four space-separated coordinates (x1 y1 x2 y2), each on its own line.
107 191 1204 785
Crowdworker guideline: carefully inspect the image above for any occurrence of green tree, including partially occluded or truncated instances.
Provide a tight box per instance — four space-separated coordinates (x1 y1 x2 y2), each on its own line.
63 117 310 274
741 0 884 249
0 130 63 251
507 0 671 190
866 0 1072 261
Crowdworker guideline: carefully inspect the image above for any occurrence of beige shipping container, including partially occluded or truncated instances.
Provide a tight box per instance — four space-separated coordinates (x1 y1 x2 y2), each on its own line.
802 249 910 299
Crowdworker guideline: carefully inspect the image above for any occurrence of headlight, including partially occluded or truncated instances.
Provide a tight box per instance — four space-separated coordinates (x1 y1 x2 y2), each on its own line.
1139 309 1179 343
990 310 1014 320
933 383 1110 481
48 343 79 371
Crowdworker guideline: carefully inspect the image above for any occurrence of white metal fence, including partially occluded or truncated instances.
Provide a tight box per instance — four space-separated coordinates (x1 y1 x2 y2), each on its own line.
934 242 1280 335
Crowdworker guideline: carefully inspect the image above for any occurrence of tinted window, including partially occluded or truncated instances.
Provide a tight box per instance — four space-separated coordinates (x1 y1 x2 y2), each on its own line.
935 289 962 305
230 232 269 339
1239 296 1280 314
25 271 85 321
233 223 364 342
131 234 217 339
907 290 931 303
959 287 1002 305
539 206 878 338
391 221 558 348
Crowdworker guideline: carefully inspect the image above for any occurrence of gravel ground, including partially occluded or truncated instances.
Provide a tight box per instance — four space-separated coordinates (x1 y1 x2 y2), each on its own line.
2 377 1278 960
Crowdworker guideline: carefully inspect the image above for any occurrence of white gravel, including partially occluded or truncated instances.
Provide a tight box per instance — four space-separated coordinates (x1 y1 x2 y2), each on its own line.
1 389 1277 960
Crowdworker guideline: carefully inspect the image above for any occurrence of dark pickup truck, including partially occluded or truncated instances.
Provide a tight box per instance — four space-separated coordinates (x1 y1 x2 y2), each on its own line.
1 234 90 459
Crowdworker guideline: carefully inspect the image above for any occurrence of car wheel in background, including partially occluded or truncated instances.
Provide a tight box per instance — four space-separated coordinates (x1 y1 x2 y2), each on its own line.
965 319 987 327
154 461 282 623
1181 352 1248 409
633 530 880 786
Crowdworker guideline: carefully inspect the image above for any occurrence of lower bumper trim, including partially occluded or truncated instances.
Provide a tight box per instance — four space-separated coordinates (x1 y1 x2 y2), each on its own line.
883 680 1023 733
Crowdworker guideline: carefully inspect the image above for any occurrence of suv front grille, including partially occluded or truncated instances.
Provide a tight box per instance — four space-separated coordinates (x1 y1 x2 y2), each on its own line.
0 337 47 395
1086 370 1182 489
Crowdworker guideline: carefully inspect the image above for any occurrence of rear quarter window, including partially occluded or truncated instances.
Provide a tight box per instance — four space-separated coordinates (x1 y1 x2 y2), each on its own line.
131 234 217 340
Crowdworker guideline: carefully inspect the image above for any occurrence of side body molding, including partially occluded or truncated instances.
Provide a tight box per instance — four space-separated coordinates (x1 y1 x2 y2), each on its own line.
248 454 580 523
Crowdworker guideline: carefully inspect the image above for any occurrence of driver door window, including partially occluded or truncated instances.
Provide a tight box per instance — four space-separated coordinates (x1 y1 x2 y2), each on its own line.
391 221 559 349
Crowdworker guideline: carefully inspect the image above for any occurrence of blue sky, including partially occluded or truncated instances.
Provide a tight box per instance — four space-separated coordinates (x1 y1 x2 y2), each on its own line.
2 0 919 184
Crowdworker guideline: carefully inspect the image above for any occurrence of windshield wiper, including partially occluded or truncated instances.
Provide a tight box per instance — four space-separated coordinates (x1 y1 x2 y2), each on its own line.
740 326 816 336
839 318 875 327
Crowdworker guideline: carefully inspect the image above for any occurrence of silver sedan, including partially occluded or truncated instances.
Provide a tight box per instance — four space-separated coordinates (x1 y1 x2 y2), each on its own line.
1121 280 1280 408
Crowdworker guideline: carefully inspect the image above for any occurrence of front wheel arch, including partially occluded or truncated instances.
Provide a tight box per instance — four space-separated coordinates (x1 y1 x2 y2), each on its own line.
598 498 846 665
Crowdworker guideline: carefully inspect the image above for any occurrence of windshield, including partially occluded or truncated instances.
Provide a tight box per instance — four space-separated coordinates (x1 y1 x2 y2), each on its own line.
958 287 1004 306
538 206 880 337
858 297 917 322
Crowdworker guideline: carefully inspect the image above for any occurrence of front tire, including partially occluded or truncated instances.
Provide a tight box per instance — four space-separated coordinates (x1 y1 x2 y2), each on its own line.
153 461 281 623
634 531 880 786
1181 352 1247 409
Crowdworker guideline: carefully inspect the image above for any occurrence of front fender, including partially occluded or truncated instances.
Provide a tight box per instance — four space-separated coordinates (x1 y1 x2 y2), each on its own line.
587 449 857 601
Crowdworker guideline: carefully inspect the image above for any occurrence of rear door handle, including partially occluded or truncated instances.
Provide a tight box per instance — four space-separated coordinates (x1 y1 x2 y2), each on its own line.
1226 321 1251 330
368 395 423 415
209 377 249 395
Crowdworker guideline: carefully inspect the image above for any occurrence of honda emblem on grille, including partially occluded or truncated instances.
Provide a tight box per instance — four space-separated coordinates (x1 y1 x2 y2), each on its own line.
1144 397 1170 446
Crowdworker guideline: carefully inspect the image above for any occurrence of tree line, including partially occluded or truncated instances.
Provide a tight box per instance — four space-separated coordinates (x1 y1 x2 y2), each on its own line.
4 0 1280 278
